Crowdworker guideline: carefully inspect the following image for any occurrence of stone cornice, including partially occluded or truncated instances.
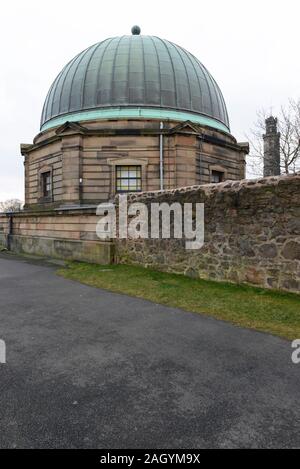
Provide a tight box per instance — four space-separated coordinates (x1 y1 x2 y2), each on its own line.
21 120 243 155
199 134 249 154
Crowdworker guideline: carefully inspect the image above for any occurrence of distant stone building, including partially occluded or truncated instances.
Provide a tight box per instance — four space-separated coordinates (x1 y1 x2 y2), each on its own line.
263 116 281 177
21 26 248 210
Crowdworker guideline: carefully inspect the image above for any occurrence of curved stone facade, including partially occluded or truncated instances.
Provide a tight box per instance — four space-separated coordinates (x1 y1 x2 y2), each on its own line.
22 118 247 210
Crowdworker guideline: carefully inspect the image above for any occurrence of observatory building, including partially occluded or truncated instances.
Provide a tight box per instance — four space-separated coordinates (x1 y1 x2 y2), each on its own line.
0 27 250 263
21 26 248 209
1 27 298 293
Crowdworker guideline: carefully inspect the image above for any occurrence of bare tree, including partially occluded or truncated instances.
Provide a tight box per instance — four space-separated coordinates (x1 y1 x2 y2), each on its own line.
0 199 23 213
247 99 300 177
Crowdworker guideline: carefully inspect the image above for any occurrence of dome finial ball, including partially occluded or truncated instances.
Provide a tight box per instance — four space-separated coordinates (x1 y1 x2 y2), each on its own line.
131 25 141 35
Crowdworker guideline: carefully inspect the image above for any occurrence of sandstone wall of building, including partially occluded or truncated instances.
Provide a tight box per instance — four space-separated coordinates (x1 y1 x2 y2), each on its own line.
24 141 63 207
22 119 246 208
116 173 300 293
0 209 113 264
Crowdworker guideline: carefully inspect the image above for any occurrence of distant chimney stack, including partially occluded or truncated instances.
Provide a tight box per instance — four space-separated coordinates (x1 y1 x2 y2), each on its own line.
263 116 281 177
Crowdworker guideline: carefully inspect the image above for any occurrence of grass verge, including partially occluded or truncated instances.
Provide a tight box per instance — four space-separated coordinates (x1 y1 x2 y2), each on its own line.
58 262 300 340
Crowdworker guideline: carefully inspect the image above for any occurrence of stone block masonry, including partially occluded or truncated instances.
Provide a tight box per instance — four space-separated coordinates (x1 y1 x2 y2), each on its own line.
0 208 113 264
116 172 300 293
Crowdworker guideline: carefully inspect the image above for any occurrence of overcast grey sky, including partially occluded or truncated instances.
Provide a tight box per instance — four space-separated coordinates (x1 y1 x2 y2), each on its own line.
1 0 299 201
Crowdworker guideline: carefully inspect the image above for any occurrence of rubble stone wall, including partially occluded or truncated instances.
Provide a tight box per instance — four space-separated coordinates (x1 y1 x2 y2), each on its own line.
116 173 300 293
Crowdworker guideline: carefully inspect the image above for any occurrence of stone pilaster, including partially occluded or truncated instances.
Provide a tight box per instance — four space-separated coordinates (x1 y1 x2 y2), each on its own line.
20 144 31 209
174 133 197 187
61 134 83 206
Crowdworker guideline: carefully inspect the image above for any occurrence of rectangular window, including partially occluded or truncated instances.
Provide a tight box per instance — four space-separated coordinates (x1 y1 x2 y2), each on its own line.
211 170 224 183
116 165 142 192
41 171 51 197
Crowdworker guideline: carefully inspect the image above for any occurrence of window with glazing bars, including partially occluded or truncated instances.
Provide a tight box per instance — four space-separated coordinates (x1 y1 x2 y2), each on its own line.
41 171 51 197
116 166 142 192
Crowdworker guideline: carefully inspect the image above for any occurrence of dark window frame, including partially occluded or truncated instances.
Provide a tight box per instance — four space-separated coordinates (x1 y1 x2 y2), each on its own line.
41 171 52 198
211 170 224 183
116 165 142 193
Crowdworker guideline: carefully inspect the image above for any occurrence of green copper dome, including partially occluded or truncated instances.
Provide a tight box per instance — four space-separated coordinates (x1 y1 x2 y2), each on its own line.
41 31 230 132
